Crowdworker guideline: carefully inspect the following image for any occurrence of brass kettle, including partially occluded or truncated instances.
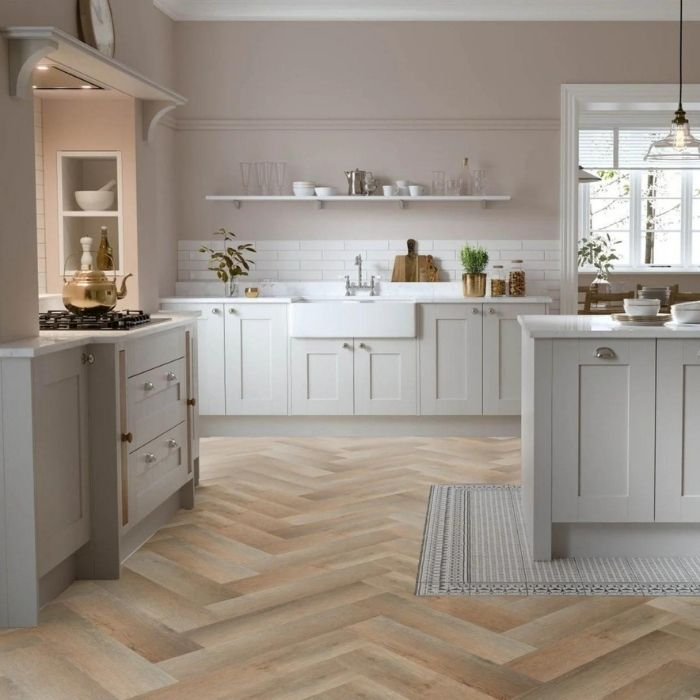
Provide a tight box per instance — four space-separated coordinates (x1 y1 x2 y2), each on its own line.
62 269 133 316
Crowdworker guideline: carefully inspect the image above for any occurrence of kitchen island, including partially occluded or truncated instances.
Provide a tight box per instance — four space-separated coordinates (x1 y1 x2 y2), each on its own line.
520 315 700 561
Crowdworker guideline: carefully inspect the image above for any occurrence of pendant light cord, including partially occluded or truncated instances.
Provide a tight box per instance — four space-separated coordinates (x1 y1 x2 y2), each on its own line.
679 0 684 108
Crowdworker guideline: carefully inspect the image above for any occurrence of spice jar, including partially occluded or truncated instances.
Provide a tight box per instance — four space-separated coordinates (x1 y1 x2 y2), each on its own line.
490 265 506 297
508 260 526 297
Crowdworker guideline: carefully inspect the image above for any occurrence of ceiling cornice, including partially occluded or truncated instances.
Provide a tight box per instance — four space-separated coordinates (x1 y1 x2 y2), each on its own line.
154 0 700 22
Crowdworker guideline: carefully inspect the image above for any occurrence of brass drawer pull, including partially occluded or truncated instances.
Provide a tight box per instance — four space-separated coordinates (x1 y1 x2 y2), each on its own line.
145 453 157 464
121 432 133 443
166 371 177 381
594 347 617 360
167 439 179 449
187 398 196 407
144 380 155 391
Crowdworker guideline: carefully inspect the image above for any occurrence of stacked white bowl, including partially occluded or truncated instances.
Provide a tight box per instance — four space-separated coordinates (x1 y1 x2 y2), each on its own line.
293 181 316 196
671 301 700 324
623 298 660 317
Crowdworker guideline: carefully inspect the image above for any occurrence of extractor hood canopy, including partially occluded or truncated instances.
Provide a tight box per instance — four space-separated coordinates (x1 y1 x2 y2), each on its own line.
31 63 102 90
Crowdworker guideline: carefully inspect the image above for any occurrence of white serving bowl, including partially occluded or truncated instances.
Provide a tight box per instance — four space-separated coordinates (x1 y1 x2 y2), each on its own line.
624 298 660 317
314 187 338 197
292 181 315 187
293 186 316 197
74 190 115 211
671 301 700 324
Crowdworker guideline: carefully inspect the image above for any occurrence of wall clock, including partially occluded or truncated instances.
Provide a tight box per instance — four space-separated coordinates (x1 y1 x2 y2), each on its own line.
78 0 115 58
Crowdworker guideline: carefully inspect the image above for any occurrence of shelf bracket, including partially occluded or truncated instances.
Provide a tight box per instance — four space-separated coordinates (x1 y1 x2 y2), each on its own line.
481 200 488 209
398 199 407 210
316 200 325 210
233 200 241 209
142 99 178 143
7 36 58 98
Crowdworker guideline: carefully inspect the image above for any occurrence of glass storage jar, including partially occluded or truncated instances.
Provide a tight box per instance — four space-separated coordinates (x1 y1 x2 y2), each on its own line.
508 260 526 297
490 265 506 297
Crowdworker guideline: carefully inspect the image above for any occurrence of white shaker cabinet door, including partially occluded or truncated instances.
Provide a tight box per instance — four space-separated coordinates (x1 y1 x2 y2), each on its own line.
483 303 546 415
224 304 288 415
419 304 482 415
551 339 656 523
656 339 700 522
354 338 417 416
160 302 225 415
290 339 354 415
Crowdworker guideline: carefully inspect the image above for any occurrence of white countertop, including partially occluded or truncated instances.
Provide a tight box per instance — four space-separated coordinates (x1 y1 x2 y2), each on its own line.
0 315 196 359
520 315 700 339
161 295 551 304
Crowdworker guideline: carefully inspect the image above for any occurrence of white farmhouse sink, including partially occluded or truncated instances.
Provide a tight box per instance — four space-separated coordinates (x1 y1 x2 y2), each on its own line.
290 299 416 338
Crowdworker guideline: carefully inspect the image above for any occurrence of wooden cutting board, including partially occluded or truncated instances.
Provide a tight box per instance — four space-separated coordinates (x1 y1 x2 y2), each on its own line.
391 240 439 282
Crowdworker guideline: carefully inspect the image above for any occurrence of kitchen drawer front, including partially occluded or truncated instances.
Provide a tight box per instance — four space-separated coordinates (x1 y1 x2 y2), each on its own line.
126 328 186 378
126 422 189 529
127 358 187 450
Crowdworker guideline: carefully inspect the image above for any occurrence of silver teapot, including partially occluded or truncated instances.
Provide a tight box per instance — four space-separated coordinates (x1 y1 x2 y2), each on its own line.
346 169 378 196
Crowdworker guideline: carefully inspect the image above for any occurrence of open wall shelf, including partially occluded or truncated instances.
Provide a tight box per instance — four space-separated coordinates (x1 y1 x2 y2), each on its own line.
205 194 511 210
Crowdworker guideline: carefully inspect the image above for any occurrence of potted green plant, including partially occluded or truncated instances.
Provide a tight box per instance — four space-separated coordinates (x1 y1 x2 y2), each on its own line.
199 228 256 297
577 232 621 293
460 244 489 297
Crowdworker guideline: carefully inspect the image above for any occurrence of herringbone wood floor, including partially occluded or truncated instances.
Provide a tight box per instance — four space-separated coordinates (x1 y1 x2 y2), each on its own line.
2 437 700 699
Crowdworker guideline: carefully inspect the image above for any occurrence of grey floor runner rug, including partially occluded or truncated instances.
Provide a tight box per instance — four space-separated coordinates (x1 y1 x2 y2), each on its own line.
416 484 700 596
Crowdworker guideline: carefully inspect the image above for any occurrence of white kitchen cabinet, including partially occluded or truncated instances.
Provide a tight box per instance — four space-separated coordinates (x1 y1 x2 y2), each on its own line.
551 339 656 523
160 302 225 415
419 304 483 415
224 303 288 415
483 303 546 415
34 347 91 577
354 338 417 415
656 339 700 522
290 338 354 415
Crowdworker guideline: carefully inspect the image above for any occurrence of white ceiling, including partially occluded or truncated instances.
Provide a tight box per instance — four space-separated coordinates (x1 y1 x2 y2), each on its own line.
154 0 700 22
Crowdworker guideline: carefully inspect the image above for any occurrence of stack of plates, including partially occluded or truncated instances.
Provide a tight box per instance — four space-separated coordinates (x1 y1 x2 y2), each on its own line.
612 313 671 327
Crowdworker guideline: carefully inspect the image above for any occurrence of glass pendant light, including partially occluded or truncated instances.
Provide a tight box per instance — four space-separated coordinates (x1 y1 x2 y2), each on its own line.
646 0 700 161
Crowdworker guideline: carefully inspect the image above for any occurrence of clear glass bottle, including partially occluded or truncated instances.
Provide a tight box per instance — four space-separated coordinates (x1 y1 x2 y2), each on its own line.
96 226 114 271
461 157 472 195
508 260 526 297
490 265 506 296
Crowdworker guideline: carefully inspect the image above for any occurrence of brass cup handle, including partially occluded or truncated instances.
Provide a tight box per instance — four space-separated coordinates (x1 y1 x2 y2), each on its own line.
145 453 157 464
166 371 177 381
187 398 196 407
144 381 155 391
594 347 617 360
167 439 179 449
121 432 133 443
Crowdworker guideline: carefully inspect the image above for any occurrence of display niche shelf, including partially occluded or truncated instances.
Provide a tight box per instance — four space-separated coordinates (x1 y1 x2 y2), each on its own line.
205 195 512 210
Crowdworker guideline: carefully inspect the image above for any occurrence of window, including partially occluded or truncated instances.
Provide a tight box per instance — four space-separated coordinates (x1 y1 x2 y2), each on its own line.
579 127 700 269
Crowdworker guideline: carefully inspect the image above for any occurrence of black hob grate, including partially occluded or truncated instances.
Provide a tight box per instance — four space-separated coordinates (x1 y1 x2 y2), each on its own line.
40 309 151 331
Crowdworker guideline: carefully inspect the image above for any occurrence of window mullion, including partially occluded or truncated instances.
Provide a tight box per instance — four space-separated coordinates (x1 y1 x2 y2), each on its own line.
629 171 641 267
681 171 692 267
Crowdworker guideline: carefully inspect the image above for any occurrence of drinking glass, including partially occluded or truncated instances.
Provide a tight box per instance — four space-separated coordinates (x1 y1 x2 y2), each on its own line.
255 161 269 196
445 176 462 196
431 170 445 196
274 162 287 195
240 162 252 195
472 169 486 195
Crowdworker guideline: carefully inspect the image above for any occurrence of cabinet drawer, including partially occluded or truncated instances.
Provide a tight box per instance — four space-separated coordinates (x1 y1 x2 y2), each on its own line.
127 358 187 450
127 328 186 378
126 422 188 528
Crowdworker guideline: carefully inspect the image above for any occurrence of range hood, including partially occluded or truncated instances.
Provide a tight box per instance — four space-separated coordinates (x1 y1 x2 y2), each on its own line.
32 64 102 91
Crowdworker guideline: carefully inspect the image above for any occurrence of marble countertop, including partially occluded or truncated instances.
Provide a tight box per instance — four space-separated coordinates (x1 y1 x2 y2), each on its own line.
0 315 196 359
161 295 551 304
520 315 700 339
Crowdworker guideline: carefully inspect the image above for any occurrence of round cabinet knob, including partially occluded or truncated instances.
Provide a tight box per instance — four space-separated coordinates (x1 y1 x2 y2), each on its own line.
187 398 197 407
488 308 496 315
471 307 479 315
212 307 220 315
81 352 95 365
167 439 179 449
145 453 157 464
359 342 368 349
342 342 351 349
121 432 133 444
144 381 155 391
228 307 236 314
166 371 177 381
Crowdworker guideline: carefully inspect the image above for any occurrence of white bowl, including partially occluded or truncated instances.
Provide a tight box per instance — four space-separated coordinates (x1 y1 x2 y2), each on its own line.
671 302 700 324
624 298 660 317
292 181 315 187
293 186 316 197
74 190 115 211
314 187 338 197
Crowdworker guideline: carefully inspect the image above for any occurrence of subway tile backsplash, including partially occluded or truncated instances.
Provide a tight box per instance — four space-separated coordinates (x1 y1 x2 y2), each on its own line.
177 238 560 310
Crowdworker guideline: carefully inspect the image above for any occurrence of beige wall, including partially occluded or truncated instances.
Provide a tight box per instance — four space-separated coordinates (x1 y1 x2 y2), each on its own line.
172 21 700 246
0 1 176 341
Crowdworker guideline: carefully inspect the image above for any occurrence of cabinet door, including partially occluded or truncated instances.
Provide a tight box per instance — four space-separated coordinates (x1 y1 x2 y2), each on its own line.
225 304 288 415
656 340 700 521
160 303 225 415
552 339 655 523
34 348 90 577
290 339 354 415
419 304 482 415
354 339 417 416
483 303 546 415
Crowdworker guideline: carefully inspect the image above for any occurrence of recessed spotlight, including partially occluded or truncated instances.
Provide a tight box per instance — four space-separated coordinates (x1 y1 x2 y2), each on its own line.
80 85 93 89
32 85 37 89
36 65 50 71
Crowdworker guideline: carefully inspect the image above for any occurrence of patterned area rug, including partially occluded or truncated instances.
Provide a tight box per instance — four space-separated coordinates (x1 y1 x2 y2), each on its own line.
416 484 700 596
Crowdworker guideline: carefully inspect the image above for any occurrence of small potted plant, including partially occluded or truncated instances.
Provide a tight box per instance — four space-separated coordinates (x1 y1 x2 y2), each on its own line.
460 244 489 297
577 232 621 294
199 228 256 297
